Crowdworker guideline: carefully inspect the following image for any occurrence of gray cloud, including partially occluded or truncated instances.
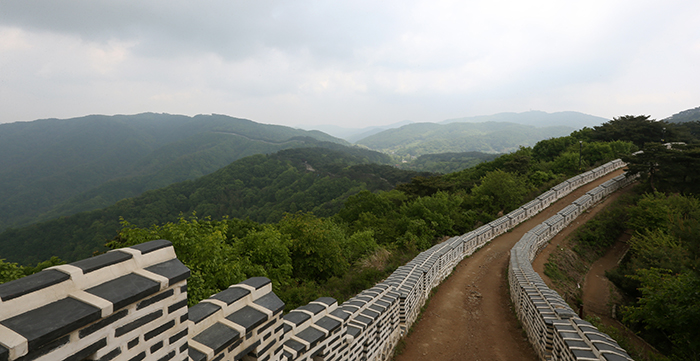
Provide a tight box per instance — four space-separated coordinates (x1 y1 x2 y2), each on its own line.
1 0 699 127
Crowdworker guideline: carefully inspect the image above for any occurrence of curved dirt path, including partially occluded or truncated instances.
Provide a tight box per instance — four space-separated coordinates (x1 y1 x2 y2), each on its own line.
582 232 661 359
582 237 629 317
394 170 624 361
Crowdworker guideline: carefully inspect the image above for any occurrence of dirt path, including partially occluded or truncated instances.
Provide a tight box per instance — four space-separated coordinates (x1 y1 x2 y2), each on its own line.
581 237 629 317
394 170 624 361
582 233 660 359
531 172 626 285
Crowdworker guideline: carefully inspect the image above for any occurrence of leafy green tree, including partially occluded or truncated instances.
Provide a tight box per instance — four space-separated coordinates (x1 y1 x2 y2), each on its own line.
0 257 64 284
551 151 585 175
278 213 348 281
0 259 25 284
341 230 379 264
110 216 246 305
532 136 577 162
589 115 669 148
623 269 700 360
470 170 529 214
235 225 293 286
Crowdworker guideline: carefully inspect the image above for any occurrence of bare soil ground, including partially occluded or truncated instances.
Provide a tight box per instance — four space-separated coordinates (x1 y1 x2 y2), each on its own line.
393 170 624 361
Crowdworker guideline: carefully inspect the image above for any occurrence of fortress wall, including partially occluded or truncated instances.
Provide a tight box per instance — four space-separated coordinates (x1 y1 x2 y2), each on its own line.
509 165 637 361
0 158 634 361
0 239 190 361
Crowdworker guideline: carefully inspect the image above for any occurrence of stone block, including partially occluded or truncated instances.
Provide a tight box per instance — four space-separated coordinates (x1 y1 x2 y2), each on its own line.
226 306 268 333
189 302 221 324
145 259 190 286
1 297 101 350
192 322 240 355
0 269 69 302
86 273 160 311
129 239 172 254
71 251 132 274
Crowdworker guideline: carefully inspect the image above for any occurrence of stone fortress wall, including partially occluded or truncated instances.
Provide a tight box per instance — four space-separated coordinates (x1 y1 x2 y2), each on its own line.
0 159 633 361
509 168 637 361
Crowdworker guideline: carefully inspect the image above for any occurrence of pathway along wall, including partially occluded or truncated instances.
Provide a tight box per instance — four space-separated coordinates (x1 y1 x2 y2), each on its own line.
509 173 636 361
0 160 632 361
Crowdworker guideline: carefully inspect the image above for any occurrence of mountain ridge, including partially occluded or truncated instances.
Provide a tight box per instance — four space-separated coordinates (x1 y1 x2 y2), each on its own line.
0 113 347 231
0 145 429 265
356 121 574 157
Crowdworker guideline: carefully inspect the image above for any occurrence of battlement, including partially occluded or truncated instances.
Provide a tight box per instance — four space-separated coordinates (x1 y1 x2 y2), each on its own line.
0 239 189 361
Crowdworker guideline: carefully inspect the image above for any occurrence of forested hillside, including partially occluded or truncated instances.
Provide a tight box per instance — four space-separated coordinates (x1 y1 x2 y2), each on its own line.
396 151 500 174
356 121 573 156
0 113 346 231
101 134 634 310
0 146 428 265
664 105 700 123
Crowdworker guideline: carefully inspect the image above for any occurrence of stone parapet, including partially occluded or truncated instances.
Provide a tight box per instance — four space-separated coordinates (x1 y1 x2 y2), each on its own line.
0 239 190 361
508 164 635 360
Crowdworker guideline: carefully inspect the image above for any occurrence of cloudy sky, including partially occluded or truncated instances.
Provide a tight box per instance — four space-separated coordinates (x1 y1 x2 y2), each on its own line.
1 0 698 128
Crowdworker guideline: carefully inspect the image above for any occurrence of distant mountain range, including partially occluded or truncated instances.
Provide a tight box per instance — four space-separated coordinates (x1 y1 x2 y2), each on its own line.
441 110 608 129
356 121 573 157
299 111 608 143
0 113 346 232
296 120 414 143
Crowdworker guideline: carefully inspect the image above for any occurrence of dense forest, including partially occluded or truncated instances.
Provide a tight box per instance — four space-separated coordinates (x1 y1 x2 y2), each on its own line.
0 113 346 232
2 115 644 307
0 145 428 264
664 106 700 124
101 130 636 311
396 151 499 174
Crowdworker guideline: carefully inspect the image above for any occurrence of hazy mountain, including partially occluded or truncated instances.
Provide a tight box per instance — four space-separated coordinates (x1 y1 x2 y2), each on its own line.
0 145 431 265
442 110 608 129
0 113 346 231
297 120 414 143
356 121 573 157
664 106 700 123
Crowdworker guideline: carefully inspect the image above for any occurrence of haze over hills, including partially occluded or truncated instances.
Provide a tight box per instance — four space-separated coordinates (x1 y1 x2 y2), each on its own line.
0 145 430 265
0 113 347 232
441 110 609 129
356 121 573 157
296 120 414 143
299 111 608 143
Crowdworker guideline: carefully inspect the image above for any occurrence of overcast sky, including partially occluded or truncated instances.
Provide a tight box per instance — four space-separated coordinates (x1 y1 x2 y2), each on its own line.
1 0 698 128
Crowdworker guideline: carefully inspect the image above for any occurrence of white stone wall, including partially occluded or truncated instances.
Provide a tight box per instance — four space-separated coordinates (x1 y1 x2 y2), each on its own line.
0 239 190 361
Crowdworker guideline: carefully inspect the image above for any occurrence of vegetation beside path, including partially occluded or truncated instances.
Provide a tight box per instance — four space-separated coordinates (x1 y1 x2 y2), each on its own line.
543 137 700 361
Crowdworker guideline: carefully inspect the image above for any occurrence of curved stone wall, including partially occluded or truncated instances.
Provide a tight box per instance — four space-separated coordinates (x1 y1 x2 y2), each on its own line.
509 170 636 361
